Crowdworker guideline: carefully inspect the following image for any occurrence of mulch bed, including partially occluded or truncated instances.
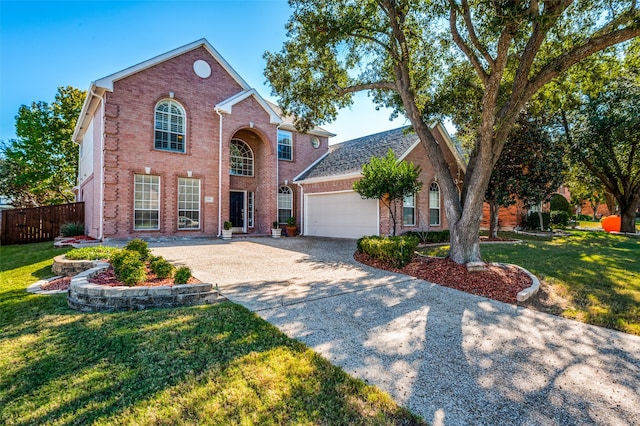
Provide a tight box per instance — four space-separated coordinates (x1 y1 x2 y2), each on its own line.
40 267 200 291
354 252 532 304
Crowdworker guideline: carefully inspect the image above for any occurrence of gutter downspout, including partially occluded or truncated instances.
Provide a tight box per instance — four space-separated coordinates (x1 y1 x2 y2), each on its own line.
90 87 106 241
296 182 304 235
215 109 224 237
275 124 282 224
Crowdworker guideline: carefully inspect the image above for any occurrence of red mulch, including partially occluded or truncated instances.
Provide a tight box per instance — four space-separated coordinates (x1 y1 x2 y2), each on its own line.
354 252 532 304
40 267 200 291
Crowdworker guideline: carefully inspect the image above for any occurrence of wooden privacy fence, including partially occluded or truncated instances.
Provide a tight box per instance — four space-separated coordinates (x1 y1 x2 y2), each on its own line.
1 202 84 245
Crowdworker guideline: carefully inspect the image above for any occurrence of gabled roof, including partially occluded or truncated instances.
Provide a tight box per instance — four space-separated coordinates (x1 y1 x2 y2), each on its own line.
216 89 283 125
294 124 466 183
95 38 250 91
266 101 336 138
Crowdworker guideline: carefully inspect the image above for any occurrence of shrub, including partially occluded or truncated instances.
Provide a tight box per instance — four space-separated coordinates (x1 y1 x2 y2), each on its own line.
110 250 146 286
551 210 570 227
577 214 593 221
60 222 85 237
223 221 233 230
150 257 175 279
549 194 572 215
124 238 151 261
402 230 450 244
65 246 120 260
357 235 419 267
525 211 551 230
174 266 192 284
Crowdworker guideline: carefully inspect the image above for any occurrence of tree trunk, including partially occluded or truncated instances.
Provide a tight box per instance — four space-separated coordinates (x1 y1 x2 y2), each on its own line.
488 198 499 239
591 202 599 221
449 217 482 264
538 203 545 230
619 196 640 234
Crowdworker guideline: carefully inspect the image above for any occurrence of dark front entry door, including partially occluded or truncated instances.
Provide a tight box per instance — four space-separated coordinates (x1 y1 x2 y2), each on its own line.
229 192 244 229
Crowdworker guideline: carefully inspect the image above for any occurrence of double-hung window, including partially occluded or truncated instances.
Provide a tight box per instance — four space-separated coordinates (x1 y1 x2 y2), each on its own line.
134 174 160 230
403 194 416 226
178 177 200 230
154 100 186 152
278 130 293 160
429 182 441 226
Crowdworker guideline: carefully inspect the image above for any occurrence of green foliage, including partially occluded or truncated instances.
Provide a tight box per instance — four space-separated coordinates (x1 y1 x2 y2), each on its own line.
110 250 147 286
65 246 120 260
150 257 175 279
551 211 570 227
353 149 422 236
59 221 85 237
124 238 151 261
550 194 572 216
174 266 192 284
272 221 279 229
357 235 419 267
286 217 296 226
402 230 450 244
223 221 232 230
0 86 86 207
525 212 551 231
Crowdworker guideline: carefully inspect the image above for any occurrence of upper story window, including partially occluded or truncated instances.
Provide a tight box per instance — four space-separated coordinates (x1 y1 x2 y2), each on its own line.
230 139 254 176
278 130 293 160
154 100 186 152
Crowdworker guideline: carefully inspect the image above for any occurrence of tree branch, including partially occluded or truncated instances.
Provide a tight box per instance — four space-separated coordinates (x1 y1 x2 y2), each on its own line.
461 0 495 71
335 82 398 94
449 1 489 85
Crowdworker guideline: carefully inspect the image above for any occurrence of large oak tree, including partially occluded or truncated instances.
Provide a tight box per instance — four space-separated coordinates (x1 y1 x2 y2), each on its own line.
265 0 639 263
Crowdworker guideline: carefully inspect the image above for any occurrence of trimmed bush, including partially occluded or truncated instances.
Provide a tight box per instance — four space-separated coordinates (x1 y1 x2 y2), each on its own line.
60 222 85 237
577 214 593 221
357 235 419 267
110 250 146 286
551 210 570 227
174 266 192 284
65 246 120 260
124 238 151 261
402 230 450 244
525 211 551 230
549 194 572 215
150 257 175 279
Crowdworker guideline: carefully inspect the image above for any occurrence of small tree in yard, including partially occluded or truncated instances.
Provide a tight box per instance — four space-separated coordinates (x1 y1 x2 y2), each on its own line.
353 149 422 236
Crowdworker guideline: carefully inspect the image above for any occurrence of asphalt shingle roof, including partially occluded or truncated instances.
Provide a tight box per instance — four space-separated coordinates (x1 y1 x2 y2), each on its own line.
295 126 419 181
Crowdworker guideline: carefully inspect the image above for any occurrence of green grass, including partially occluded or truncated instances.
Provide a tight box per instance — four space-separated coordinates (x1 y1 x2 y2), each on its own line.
0 242 424 425
420 231 640 335
65 245 121 260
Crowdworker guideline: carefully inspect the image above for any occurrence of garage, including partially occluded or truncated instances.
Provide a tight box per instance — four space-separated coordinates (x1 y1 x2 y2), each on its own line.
304 191 379 238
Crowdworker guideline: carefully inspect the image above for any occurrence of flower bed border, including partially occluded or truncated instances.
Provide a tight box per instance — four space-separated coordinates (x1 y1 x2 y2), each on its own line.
67 264 225 312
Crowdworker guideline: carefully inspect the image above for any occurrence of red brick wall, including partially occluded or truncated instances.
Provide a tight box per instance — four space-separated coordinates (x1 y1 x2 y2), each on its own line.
99 46 327 238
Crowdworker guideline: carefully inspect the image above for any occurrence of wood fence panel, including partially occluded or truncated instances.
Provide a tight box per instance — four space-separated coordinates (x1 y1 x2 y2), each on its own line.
0 202 84 245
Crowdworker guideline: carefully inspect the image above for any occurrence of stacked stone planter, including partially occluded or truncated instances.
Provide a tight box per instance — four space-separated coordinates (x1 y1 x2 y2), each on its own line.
52 255 103 277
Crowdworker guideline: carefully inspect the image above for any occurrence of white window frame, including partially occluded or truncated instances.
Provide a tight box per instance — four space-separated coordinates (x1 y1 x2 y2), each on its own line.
403 193 416 226
429 182 441 226
230 139 254 176
277 130 293 161
278 186 293 224
154 99 186 153
134 174 160 230
177 177 200 230
248 191 255 228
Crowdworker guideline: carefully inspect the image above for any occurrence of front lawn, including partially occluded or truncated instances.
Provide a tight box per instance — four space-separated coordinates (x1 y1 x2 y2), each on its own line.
0 242 424 425
420 231 640 335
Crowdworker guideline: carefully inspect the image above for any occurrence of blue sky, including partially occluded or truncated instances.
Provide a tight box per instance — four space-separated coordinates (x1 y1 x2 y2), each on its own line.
0 0 407 144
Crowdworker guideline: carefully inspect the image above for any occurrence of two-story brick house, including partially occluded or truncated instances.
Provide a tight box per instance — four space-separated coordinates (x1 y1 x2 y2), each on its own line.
73 39 333 240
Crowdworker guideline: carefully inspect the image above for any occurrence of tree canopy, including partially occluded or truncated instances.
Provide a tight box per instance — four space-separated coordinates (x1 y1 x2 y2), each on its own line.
353 149 423 236
0 86 85 207
265 0 639 263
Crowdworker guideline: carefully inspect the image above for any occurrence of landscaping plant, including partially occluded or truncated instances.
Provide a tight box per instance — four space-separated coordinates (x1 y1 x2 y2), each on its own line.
124 238 151 261
59 221 85 237
150 256 175 279
110 249 147 286
65 246 120 260
357 235 419 267
174 266 192 284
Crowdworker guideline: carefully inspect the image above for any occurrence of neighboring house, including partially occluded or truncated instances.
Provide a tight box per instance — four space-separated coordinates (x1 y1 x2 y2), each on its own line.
294 125 467 238
73 39 333 240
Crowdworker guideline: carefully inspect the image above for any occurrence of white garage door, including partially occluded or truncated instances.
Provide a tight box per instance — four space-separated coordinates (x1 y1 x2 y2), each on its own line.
305 191 379 238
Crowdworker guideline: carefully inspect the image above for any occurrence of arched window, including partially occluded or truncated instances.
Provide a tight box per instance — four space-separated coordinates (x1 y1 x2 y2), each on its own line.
278 186 293 223
230 139 254 176
429 182 441 226
154 100 186 152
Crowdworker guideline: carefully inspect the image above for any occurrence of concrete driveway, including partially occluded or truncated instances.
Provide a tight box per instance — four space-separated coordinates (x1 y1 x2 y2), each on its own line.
150 237 640 426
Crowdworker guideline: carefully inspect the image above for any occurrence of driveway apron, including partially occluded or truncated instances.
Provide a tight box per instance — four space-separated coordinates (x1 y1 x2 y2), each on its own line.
150 237 640 426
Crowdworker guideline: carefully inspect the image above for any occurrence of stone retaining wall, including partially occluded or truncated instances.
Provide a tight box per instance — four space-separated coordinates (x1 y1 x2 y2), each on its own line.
52 255 103 277
67 264 225 312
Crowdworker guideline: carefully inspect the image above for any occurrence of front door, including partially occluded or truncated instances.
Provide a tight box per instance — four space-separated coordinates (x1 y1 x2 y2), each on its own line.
229 191 245 232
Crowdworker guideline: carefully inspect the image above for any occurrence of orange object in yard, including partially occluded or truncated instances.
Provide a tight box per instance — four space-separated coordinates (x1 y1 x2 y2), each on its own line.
601 215 621 233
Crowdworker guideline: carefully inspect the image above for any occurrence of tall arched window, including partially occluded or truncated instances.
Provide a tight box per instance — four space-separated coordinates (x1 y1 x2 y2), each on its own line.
230 139 254 176
278 186 293 223
154 100 186 152
429 182 441 226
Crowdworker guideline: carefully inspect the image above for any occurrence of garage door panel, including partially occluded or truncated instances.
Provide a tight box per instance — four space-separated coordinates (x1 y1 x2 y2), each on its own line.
305 192 378 238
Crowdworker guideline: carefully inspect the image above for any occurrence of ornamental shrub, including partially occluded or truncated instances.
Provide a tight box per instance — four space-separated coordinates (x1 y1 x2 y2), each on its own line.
124 238 151 261
150 257 175 279
550 210 570 227
549 194 572 216
357 235 419 267
110 250 146 286
525 211 551 230
65 246 120 260
60 222 85 237
174 266 192 284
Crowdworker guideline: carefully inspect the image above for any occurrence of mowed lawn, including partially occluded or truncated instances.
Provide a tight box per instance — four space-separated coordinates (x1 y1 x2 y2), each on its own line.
0 242 424 425
422 231 640 335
